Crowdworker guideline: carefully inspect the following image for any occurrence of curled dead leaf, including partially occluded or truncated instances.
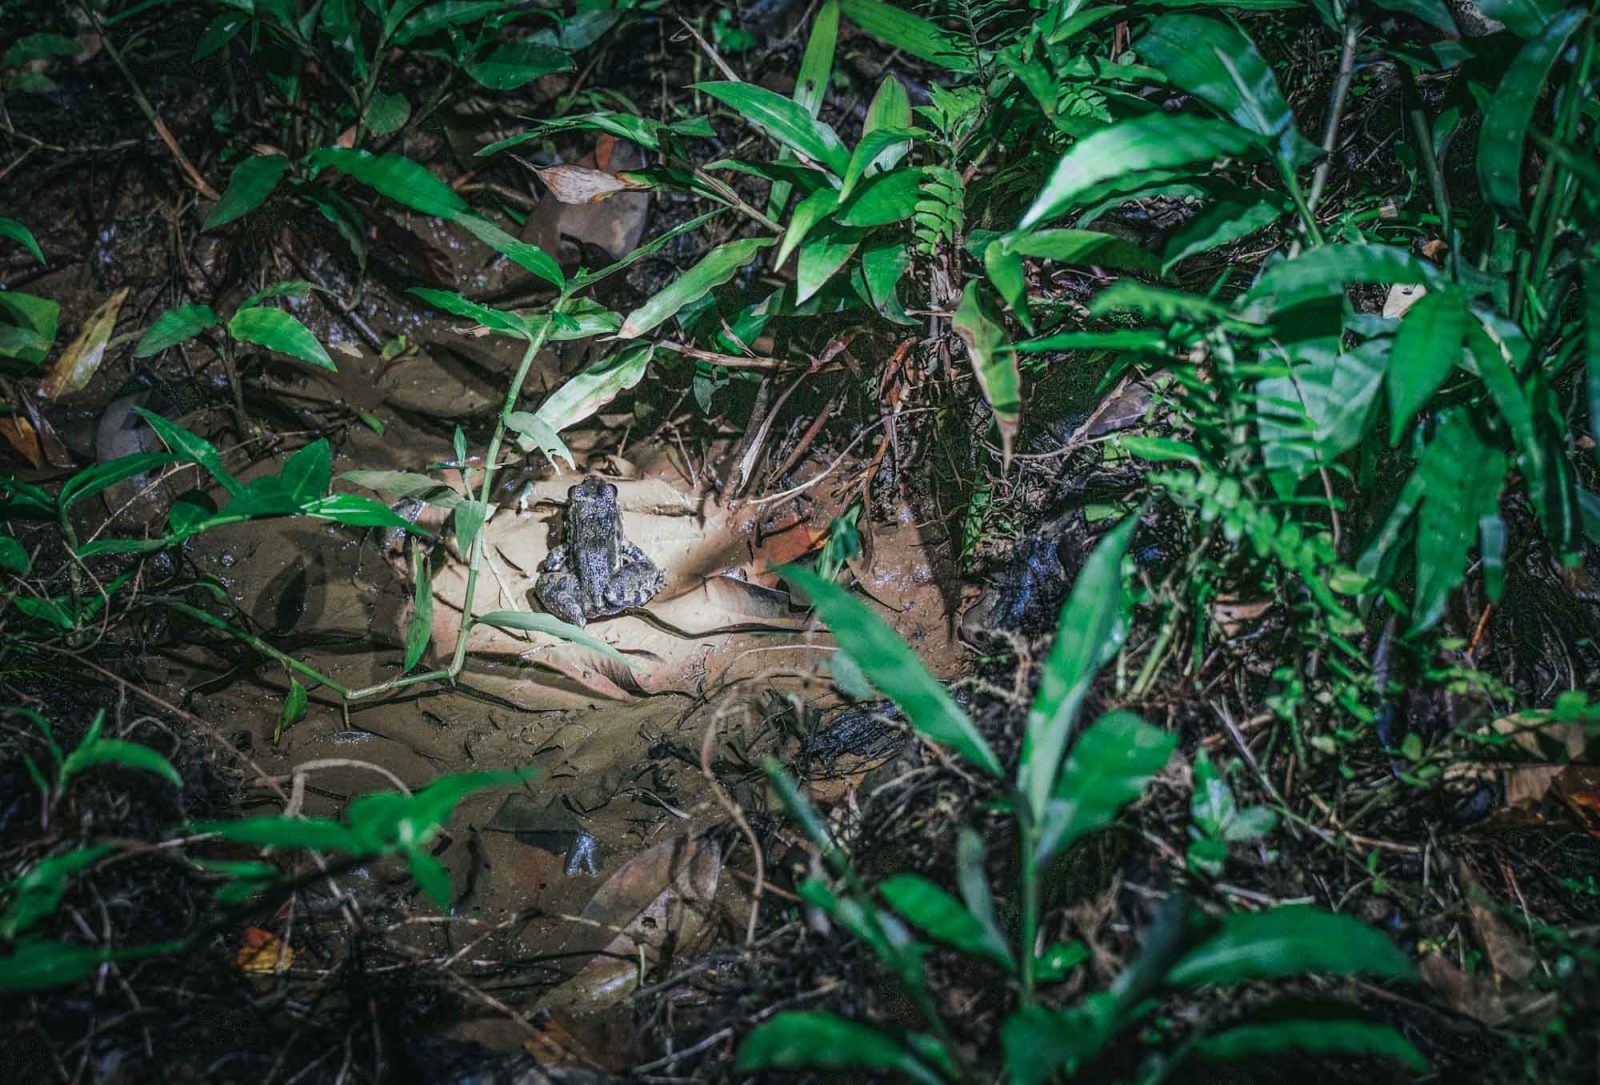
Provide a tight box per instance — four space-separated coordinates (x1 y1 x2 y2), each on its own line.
40 287 129 400
536 165 648 205
236 927 294 974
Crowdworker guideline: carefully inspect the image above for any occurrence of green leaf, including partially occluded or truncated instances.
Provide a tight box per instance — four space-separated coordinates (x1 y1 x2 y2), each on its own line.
840 128 917 201
189 815 360 852
1195 1018 1427 1070
0 291 60 367
5 32 78 66
306 147 468 219
839 0 977 73
341 469 462 509
1035 711 1175 862
465 39 572 90
476 609 635 670
60 738 182 789
1413 418 1506 632
1 845 113 941
1589 264 1600 459
1246 243 1444 309
277 679 308 742
1020 515 1138 820
0 216 45 264
1138 15 1314 169
1002 996 1121 1085
795 0 840 116
301 493 418 530
58 452 182 510
0 536 29 575
514 342 653 468
363 90 411 138
619 237 773 338
204 154 290 230
781 564 1001 776
1010 228 1161 274
696 82 851 175
1476 9 1583 223
1021 115 1263 228
1477 0 1564 38
882 874 1013 968
228 306 335 371
0 941 110 992
132 407 240 495
1388 288 1467 441
408 288 530 338
738 1012 941 1084
777 187 840 267
953 281 1020 462
837 167 925 226
454 214 564 290
404 548 433 674
280 439 333 502
1170 906 1415 986
134 304 221 358
796 226 860 303
1162 191 1287 272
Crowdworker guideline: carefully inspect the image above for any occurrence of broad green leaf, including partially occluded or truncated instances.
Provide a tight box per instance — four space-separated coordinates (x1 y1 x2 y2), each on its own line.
696 82 850 175
1256 338 1387 475
204 154 290 230
306 147 468 218
796 227 859 304
953 281 1020 463
1 845 113 941
781 564 1002 776
738 1012 941 1084
0 291 60 367
404 546 433 673
477 610 634 669
229 307 334 371
132 407 240 494
860 239 914 324
344 770 532 854
192 12 246 59
1478 0 1564 37
839 0 977 73
1035 711 1175 862
1477 9 1582 222
1196 1017 1427 1069
837 168 926 226
0 536 28 575
58 452 181 510
408 287 530 338
882 873 1012 968
1246 243 1444 309
1169 906 1415 986
1020 515 1138 820
864 75 912 136
363 90 410 137
1388 288 1466 441
60 738 182 789
134 304 220 358
776 187 840 267
4 33 77 66
1021 115 1263 228
1010 228 1161 274
0 216 44 263
1412 417 1506 632
1139 15 1314 169
619 237 773 338
280 439 332 502
189 815 359 851
984 242 1028 321
1002 996 1120 1085
407 850 452 906
840 128 917 201
465 39 572 90
1162 191 1287 272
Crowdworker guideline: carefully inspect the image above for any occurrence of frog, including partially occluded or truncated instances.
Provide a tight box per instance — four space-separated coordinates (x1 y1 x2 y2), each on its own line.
533 476 664 627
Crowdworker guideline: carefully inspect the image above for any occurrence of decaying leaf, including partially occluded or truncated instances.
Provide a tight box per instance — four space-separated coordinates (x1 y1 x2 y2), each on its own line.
536 164 648 204
39 288 129 400
236 927 294 974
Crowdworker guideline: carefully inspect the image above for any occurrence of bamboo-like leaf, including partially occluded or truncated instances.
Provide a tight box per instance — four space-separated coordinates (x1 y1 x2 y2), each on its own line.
1035 710 1175 863
1477 9 1582 222
839 0 977 73
1387 288 1466 441
781 564 1002 776
1169 906 1415 985
408 288 531 339
882 872 1013 968
464 39 572 90
476 609 633 669
1021 115 1264 228
132 407 240 494
696 82 851 175
0 216 45 263
1196 1018 1426 1070
306 147 468 218
404 547 433 674
739 1012 942 1083
619 237 773 338
280 439 332 502
228 307 335 371
953 281 1020 465
1019 514 1139 818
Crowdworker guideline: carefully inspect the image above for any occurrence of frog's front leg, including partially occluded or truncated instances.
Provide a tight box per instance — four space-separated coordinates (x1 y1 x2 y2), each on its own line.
534 563 588 626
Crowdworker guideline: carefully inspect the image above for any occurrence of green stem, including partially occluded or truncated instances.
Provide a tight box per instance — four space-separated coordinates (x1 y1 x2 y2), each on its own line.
1019 816 1040 1005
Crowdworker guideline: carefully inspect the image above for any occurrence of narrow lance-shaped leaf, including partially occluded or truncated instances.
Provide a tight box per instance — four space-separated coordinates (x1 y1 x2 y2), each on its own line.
1388 287 1466 441
134 304 220 358
1021 115 1263 228
696 82 851 176
1169 905 1416 986
738 1011 944 1084
306 147 468 218
781 564 1002 776
619 237 773 338
404 546 433 673
132 406 240 495
953 281 1021 467
1020 514 1139 820
881 873 1013 968
1035 710 1176 863
1195 1018 1427 1071
1477 9 1583 222
839 0 977 73
0 216 45 263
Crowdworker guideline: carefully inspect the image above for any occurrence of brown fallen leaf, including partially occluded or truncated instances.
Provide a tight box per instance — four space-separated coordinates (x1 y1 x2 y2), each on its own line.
536 164 649 205
1460 866 1537 983
40 287 129 400
236 927 294 974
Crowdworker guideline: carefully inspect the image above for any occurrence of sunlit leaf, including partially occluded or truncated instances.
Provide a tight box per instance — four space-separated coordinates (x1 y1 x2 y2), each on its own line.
619 238 773 338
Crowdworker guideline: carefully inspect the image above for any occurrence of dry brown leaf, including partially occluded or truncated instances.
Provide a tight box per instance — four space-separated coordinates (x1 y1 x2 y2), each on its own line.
40 287 128 400
236 927 294 974
536 164 648 205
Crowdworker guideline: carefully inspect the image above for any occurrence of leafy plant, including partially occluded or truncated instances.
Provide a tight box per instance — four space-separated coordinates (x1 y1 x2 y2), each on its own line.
741 520 1422 1081
1187 749 1279 879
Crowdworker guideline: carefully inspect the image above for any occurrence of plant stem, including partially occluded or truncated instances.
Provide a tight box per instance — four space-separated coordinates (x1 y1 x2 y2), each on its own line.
1307 15 1362 213
1019 818 1040 1005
